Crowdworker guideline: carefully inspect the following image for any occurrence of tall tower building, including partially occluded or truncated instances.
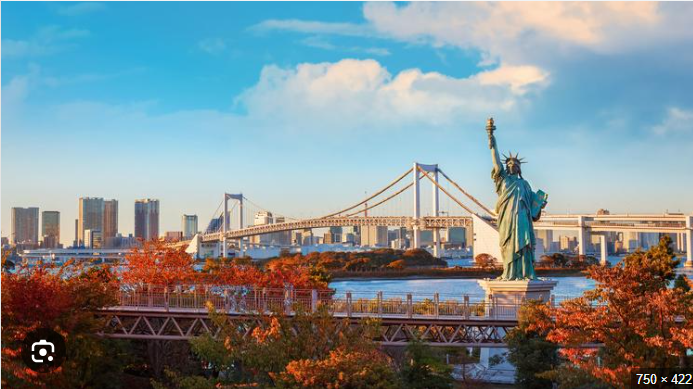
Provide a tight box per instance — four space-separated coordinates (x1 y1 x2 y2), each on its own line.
103 199 118 241
73 219 79 247
41 211 60 248
360 225 388 247
135 199 160 241
252 211 273 244
78 197 104 246
11 207 39 245
182 214 198 239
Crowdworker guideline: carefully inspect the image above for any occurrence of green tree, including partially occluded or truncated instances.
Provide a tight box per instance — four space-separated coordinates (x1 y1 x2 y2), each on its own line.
399 337 453 389
505 300 559 389
674 274 691 292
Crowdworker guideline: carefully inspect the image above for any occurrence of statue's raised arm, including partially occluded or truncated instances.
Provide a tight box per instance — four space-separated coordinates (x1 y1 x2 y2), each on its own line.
487 118 503 178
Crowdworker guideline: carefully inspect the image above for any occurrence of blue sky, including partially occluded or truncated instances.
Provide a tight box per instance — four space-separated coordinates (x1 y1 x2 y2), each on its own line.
2 2 693 245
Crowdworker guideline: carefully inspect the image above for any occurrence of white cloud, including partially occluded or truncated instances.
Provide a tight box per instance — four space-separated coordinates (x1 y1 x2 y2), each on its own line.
252 3 693 68
300 36 390 56
58 2 106 16
250 19 372 37
652 107 693 135
2 26 90 58
236 58 547 131
198 37 226 55
362 2 693 65
477 64 548 95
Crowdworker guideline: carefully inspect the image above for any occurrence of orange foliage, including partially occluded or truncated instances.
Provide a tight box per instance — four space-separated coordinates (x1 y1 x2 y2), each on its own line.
121 239 197 287
2 262 119 387
274 349 397 389
530 237 693 388
203 257 329 290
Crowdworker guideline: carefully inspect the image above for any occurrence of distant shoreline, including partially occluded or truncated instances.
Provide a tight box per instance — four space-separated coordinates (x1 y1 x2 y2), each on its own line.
329 267 586 280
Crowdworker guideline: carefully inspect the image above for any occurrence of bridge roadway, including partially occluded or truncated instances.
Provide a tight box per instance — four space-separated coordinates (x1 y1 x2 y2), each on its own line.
98 288 527 347
197 213 690 242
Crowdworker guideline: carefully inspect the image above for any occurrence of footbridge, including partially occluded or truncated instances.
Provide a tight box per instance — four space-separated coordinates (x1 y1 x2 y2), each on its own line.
99 286 556 347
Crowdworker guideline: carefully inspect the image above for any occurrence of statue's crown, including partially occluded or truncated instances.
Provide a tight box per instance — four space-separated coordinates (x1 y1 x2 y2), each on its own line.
502 151 526 165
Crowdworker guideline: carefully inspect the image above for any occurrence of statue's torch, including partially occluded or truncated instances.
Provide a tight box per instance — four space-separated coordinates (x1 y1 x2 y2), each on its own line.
486 117 496 149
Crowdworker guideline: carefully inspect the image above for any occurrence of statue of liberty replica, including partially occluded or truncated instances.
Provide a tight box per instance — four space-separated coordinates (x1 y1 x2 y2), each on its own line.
486 117 548 280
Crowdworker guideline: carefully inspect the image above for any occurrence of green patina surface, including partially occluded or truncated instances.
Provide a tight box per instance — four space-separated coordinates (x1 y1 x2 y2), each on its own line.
488 118 548 280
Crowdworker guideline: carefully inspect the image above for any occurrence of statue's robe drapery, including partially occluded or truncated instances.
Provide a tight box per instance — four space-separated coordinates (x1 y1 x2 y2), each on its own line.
492 166 544 280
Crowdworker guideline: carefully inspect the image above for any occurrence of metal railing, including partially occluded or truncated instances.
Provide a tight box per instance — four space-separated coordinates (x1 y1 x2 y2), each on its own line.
109 285 569 321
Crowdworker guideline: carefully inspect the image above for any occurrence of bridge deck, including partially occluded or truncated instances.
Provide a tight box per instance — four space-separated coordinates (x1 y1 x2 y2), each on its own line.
190 214 689 242
98 288 532 347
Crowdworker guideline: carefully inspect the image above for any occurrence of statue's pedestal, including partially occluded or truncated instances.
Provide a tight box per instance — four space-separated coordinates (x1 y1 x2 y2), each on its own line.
477 279 558 318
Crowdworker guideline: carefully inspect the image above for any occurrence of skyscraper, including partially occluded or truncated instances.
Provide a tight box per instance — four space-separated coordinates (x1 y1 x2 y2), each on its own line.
74 219 79 247
41 211 60 248
252 211 273 244
84 229 102 248
11 207 39 245
103 199 118 241
135 199 160 241
360 225 388 247
78 197 104 246
182 214 198 239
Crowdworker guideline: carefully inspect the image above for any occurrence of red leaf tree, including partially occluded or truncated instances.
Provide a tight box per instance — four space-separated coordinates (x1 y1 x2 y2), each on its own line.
121 240 197 288
529 236 693 388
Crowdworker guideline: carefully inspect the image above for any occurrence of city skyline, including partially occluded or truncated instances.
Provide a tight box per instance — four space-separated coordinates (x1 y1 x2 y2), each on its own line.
3 2 693 246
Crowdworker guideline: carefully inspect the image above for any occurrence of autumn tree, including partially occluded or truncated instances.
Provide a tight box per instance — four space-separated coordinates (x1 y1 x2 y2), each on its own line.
274 349 398 389
474 253 498 270
122 240 196 288
530 236 693 388
187 305 391 388
1 262 131 388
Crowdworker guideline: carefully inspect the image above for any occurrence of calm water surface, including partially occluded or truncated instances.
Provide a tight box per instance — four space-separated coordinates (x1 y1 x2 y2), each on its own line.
330 277 595 299
330 256 692 299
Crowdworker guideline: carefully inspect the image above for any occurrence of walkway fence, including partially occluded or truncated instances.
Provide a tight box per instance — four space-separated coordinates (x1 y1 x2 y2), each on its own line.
112 285 576 320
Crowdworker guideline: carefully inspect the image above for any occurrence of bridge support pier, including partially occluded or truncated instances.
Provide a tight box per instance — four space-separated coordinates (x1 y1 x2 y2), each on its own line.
685 216 693 268
577 216 590 257
412 163 421 249
599 235 608 266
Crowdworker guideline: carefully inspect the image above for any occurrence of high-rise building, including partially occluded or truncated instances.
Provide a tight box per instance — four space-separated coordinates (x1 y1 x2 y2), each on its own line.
41 211 60 248
536 230 554 252
271 216 292 246
252 211 273 245
419 230 434 245
11 207 39 245
254 211 273 226
103 200 118 241
447 227 468 246
84 229 102 248
165 231 183 242
182 214 198 239
360 226 388 247
73 219 79 247
559 235 578 252
205 215 223 234
78 197 104 246
135 199 160 241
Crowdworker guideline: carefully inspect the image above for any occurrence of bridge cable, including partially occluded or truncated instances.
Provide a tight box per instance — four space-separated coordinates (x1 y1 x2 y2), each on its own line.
437 168 496 217
206 199 224 233
321 167 413 219
242 196 299 221
345 182 414 217
417 166 482 217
